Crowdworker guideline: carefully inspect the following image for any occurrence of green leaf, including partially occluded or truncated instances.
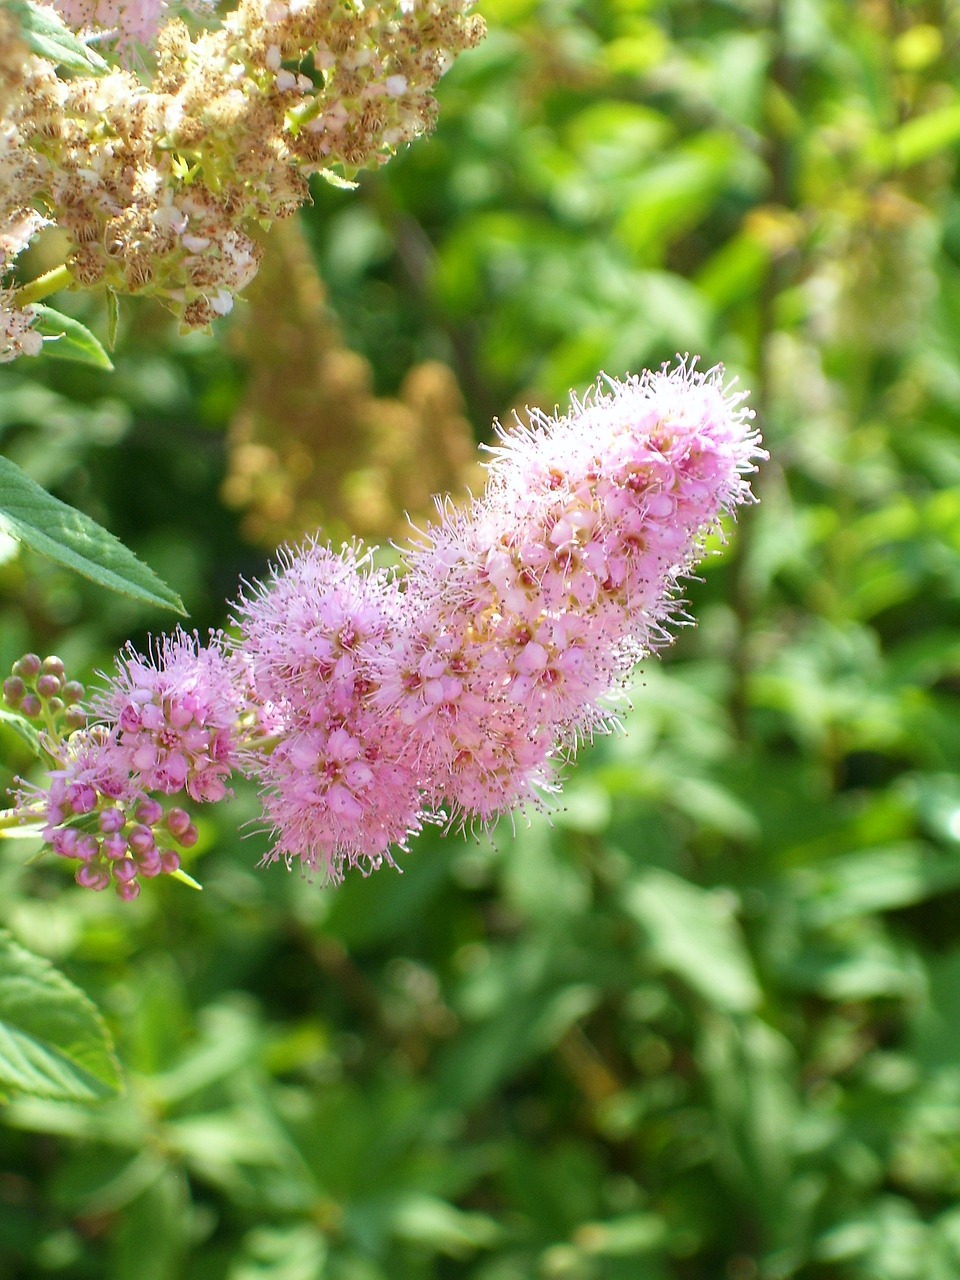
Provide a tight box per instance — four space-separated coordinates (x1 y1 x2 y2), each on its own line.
169 868 203 891
892 101 960 168
624 869 761 1013
33 306 113 370
0 456 186 614
113 1168 190 1280
792 843 960 927
0 707 44 759
7 0 108 73
0 930 120 1101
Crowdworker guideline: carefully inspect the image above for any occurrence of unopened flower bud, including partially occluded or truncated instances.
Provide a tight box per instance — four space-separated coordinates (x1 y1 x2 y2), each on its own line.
113 858 138 883
128 824 156 855
160 850 181 874
116 879 141 901
20 694 42 718
165 807 192 838
37 673 62 699
99 807 126 833
76 834 99 861
46 697 65 717
138 847 162 877
177 823 199 849
2 676 25 707
102 832 128 859
41 656 65 680
13 654 41 679
63 681 85 702
76 864 110 891
64 705 87 730
135 798 163 826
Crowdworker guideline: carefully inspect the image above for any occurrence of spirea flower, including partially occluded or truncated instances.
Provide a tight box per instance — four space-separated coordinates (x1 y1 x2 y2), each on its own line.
234 541 425 880
8 359 764 896
378 360 764 822
97 630 242 802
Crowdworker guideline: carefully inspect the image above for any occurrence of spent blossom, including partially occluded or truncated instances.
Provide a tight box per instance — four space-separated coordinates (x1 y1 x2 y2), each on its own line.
1 0 485 336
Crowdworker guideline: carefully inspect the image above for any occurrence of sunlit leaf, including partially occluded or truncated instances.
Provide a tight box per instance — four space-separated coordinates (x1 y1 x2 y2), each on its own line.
33 306 113 370
0 457 185 614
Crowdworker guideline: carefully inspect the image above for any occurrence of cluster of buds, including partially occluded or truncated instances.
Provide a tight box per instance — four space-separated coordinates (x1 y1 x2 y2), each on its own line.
8 636 230 899
3 653 86 731
0 0 484 338
6 361 765 896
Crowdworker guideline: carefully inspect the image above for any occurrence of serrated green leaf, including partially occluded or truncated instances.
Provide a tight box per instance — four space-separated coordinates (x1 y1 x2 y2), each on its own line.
8 0 108 73
0 707 44 759
33 306 113 370
0 456 186 614
0 930 121 1101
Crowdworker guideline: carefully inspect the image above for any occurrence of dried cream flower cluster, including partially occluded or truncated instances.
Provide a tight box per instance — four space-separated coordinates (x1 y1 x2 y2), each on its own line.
0 12 50 361
0 0 484 340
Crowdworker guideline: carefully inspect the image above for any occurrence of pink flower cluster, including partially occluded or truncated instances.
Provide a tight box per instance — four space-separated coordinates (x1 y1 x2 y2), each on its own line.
232 360 762 878
16 633 241 898
234 544 425 880
13 361 764 895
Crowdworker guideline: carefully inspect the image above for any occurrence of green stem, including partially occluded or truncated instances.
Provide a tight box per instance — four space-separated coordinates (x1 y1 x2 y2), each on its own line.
15 264 74 307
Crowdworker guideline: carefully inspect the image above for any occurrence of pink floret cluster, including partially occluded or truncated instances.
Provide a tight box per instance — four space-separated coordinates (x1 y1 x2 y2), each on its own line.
234 544 425 880
18 633 241 899
14 361 764 896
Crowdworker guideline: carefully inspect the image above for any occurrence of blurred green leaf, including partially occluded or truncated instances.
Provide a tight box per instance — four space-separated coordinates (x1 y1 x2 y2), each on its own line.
792 844 960 927
0 930 120 1101
624 868 760 1013
0 707 43 760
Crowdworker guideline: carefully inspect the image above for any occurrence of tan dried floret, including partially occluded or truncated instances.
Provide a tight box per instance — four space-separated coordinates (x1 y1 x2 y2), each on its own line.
4 0 484 332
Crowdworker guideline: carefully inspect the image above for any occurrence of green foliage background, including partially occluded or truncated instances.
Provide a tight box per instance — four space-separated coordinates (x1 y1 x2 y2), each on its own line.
4 0 960 1276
